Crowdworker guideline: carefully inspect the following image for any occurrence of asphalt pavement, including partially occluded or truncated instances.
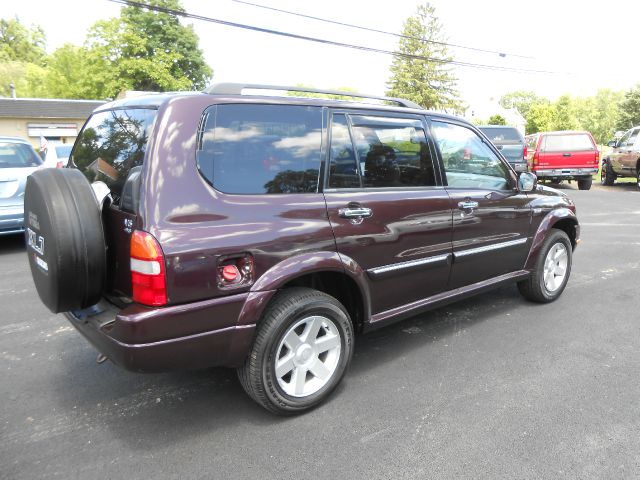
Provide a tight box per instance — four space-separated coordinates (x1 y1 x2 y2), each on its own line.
1 182 639 480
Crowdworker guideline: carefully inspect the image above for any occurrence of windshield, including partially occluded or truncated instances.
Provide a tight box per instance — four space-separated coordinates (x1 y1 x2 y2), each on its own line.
0 142 42 168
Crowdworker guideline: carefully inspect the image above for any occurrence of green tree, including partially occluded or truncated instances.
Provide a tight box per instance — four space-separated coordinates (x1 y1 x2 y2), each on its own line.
616 84 640 130
499 91 548 118
0 60 47 97
40 44 107 99
552 95 579 131
386 3 461 113
85 0 212 98
487 114 507 125
575 89 623 144
0 17 46 65
526 103 556 134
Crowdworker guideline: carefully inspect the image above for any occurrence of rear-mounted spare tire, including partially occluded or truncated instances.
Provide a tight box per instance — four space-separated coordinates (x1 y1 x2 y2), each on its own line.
24 168 106 313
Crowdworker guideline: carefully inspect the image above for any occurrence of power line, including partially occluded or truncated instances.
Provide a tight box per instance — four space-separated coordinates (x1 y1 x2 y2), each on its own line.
106 0 557 75
231 0 535 60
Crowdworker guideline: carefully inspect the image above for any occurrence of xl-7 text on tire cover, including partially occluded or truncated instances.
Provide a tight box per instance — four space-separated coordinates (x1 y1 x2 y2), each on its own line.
24 83 580 414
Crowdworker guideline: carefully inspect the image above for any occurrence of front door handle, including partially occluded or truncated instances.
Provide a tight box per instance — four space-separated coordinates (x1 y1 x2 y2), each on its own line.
563 153 572 157
339 207 373 219
458 201 479 211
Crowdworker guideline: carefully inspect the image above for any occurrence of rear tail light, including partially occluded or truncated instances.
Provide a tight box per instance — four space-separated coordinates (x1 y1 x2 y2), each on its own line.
595 150 600 163
56 161 63 168
130 230 167 306
532 150 539 167
523 145 528 159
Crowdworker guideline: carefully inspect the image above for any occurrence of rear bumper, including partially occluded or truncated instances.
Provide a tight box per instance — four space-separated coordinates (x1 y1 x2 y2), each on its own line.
0 205 24 235
64 292 269 372
534 167 598 178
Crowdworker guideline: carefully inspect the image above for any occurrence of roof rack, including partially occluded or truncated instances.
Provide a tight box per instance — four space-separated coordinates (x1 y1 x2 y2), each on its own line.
204 83 423 110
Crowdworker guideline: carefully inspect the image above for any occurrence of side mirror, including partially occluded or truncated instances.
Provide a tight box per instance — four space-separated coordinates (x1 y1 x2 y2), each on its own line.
518 171 537 192
607 140 617 148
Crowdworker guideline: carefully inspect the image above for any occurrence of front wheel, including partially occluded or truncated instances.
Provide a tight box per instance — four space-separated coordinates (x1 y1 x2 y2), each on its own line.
518 229 572 303
237 288 354 414
636 169 640 191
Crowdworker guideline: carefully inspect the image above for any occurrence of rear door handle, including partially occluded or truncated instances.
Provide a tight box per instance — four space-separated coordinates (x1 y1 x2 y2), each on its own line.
563 153 572 157
458 201 479 210
339 207 373 219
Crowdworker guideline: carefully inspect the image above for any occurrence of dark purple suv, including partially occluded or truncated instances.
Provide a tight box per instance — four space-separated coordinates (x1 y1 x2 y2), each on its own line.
24 84 579 414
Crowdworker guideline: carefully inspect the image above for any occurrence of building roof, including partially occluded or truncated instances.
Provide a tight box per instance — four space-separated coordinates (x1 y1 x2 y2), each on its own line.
0 98 105 119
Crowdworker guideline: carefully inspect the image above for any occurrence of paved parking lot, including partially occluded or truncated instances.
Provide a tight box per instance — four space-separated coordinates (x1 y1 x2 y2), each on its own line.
1 182 639 479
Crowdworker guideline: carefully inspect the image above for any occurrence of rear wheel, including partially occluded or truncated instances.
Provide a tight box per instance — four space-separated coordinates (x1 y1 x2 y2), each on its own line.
600 160 615 186
518 229 572 303
237 287 354 414
577 177 592 190
636 168 640 191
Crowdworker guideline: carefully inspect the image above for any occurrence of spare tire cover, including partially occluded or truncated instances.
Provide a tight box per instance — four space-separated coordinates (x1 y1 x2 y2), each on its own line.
24 168 106 313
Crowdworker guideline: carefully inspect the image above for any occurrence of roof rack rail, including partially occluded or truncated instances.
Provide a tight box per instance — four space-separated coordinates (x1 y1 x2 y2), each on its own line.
204 83 424 110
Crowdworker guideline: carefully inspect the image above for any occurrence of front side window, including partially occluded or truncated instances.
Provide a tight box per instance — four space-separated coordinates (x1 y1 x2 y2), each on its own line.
627 128 640 147
431 121 511 190
198 105 322 194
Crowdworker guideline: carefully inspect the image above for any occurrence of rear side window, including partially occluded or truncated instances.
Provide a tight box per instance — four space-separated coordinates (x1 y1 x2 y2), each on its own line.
542 134 595 152
0 142 41 168
198 105 323 194
479 127 523 144
347 115 436 188
72 108 156 204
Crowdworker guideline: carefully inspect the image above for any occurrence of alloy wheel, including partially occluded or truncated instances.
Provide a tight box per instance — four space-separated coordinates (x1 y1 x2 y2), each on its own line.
274 315 342 397
543 243 568 293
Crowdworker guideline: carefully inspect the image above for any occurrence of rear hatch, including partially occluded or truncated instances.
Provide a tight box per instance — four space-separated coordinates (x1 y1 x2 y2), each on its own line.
535 133 598 170
71 108 157 301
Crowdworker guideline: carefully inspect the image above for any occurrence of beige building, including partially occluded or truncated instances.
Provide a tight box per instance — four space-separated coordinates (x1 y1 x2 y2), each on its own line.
0 98 105 150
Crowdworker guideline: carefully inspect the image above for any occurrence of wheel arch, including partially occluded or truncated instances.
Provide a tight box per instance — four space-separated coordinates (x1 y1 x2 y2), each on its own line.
248 251 371 333
524 208 579 270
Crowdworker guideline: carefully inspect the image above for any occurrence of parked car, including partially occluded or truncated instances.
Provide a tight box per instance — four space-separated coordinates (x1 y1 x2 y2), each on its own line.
0 136 42 235
525 131 599 190
24 84 580 414
478 125 527 172
42 143 73 169
601 125 640 189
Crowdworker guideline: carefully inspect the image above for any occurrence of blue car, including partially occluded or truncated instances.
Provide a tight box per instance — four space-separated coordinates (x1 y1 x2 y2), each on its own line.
0 136 42 235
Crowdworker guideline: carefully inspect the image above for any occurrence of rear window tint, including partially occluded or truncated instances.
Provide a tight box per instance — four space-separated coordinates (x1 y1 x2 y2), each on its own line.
0 142 41 168
542 134 594 152
72 108 156 204
479 127 522 143
198 104 322 194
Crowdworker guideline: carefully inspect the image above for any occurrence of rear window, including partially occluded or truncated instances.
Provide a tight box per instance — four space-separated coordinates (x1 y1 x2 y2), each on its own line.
0 142 41 168
542 134 594 152
54 144 73 159
479 127 523 144
198 104 322 194
72 108 157 203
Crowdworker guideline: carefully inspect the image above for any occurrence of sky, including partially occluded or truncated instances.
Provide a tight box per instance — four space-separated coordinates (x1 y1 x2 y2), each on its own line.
4 0 640 109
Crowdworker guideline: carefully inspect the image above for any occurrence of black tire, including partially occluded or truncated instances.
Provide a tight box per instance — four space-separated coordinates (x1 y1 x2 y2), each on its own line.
636 168 640 191
601 160 615 186
577 177 592 190
24 168 106 313
237 287 354 415
518 229 572 303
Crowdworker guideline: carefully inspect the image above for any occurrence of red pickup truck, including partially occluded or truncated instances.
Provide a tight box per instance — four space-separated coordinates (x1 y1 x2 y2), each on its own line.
525 131 599 190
